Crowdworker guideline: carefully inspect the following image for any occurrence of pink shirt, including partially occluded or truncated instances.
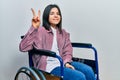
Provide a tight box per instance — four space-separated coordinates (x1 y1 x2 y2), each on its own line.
19 26 73 71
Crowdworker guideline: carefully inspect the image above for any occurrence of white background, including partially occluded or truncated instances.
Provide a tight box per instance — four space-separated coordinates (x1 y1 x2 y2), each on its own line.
0 0 120 80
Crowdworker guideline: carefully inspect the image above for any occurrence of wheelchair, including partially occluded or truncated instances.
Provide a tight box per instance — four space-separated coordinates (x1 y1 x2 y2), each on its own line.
14 36 99 80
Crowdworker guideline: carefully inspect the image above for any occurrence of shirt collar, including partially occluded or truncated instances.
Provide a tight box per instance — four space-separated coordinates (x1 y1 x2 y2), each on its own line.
47 26 59 33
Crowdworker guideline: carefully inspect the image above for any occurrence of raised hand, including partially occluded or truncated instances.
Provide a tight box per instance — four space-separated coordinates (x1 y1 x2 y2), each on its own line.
31 8 41 28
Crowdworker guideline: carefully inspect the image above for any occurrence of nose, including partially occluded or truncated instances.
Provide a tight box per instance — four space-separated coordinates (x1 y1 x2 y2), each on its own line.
54 15 58 18
54 13 59 18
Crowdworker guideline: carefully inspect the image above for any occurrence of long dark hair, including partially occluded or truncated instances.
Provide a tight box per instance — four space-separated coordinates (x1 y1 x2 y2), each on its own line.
42 4 62 33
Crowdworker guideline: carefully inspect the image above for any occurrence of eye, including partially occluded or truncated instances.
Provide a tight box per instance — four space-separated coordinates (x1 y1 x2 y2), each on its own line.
57 12 60 15
50 12 54 15
50 12 60 16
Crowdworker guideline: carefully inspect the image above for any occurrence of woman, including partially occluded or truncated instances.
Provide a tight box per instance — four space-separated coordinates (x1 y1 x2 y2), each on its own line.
19 4 95 80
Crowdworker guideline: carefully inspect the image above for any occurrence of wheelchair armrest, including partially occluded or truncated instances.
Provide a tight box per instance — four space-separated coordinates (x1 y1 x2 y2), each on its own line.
29 48 56 57
29 48 64 77
72 42 92 48
72 42 99 80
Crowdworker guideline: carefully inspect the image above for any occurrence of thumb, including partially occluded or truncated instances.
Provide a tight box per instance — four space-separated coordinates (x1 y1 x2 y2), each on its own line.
70 65 75 70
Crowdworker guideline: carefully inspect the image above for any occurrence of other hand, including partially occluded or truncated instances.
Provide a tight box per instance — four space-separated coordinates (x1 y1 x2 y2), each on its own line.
65 63 75 70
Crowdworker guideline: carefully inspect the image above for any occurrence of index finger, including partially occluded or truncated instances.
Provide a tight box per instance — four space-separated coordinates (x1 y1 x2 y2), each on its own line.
31 8 36 17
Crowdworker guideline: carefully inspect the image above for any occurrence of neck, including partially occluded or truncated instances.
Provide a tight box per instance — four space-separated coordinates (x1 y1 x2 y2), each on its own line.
51 24 57 29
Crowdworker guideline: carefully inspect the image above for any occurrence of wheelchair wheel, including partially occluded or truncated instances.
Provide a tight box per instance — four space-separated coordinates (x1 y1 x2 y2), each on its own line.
14 67 46 80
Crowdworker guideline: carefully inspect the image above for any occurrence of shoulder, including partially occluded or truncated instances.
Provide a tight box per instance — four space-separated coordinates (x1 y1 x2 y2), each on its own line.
39 26 46 30
38 26 48 32
61 28 70 35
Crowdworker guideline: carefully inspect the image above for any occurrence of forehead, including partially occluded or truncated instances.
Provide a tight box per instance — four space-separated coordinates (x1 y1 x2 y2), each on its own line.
50 7 59 12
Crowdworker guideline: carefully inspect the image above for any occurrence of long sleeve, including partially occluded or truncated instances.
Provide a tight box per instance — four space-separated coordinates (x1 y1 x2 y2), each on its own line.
19 26 38 52
62 32 73 64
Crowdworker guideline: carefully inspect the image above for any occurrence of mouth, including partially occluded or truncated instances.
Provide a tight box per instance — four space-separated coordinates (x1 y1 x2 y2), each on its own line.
53 19 59 21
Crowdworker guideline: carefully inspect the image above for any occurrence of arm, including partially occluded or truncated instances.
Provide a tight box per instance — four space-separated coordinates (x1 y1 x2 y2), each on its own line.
19 8 41 52
62 32 75 69
62 32 73 64
19 26 38 52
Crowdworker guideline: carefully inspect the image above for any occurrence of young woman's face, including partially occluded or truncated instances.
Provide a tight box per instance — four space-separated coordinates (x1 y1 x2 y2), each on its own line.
49 7 61 27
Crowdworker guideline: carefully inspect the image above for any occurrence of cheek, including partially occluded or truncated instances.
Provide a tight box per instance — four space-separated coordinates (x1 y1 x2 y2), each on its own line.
59 17 61 21
48 17 52 23
49 18 53 24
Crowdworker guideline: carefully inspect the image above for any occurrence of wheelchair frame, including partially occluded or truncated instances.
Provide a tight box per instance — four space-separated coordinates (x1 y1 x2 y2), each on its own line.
15 41 99 80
